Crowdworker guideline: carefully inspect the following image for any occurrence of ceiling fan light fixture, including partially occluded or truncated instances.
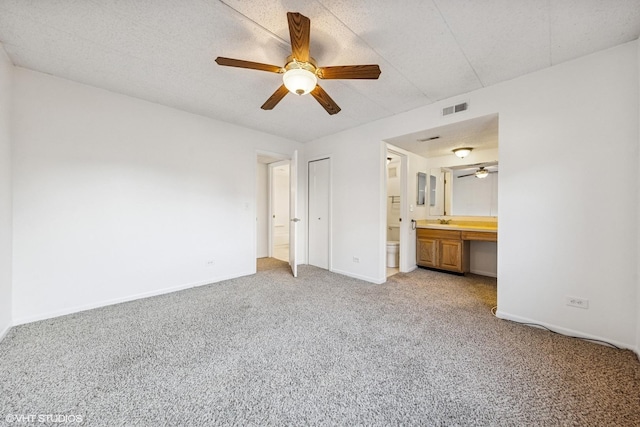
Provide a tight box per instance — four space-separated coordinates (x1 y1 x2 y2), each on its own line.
475 168 489 179
283 68 317 95
453 147 473 158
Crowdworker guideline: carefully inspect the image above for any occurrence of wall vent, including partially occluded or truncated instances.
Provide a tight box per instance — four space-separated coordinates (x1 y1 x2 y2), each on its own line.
442 101 468 116
417 136 440 142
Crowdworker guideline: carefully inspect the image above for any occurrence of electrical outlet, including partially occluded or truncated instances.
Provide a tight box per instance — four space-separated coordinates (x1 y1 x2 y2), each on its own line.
206 259 215 267
566 296 589 309
352 257 360 263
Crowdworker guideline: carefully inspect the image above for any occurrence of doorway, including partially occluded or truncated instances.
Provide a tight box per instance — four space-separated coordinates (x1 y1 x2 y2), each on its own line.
256 151 299 277
270 160 290 262
385 147 408 277
308 158 330 269
385 149 407 277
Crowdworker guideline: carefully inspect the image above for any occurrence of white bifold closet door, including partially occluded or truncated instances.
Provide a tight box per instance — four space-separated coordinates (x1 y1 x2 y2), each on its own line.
308 158 330 269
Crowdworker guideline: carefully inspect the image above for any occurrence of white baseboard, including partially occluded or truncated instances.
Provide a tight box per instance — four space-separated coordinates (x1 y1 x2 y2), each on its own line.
330 268 386 285
469 269 497 278
402 265 418 274
13 270 254 326
495 310 634 351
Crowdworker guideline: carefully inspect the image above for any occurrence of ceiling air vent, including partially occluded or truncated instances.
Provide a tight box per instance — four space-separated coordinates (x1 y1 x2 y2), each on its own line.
442 102 468 116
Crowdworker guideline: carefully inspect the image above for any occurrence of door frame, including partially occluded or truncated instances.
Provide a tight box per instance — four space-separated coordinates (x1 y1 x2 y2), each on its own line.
306 155 332 271
268 159 290 260
385 147 408 274
254 150 289 264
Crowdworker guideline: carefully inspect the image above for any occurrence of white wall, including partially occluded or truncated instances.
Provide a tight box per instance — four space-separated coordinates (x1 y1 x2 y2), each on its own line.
302 136 381 282
495 42 638 349
469 241 498 278
11 68 302 324
637 39 640 357
305 41 639 349
255 162 268 258
0 44 13 340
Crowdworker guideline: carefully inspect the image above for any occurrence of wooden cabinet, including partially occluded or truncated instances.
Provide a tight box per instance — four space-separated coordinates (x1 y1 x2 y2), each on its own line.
440 239 464 271
416 229 469 273
417 237 437 268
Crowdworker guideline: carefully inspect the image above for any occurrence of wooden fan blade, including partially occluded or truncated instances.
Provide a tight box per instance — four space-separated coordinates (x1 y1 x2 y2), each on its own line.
287 12 310 62
317 65 381 79
261 85 289 110
310 85 341 115
215 57 283 74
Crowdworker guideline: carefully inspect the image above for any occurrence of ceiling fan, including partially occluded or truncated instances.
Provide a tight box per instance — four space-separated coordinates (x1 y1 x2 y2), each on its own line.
458 166 498 179
215 12 381 115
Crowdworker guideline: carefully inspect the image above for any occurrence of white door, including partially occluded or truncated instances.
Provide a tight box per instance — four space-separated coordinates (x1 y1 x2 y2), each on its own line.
308 158 330 269
289 150 299 277
269 160 290 262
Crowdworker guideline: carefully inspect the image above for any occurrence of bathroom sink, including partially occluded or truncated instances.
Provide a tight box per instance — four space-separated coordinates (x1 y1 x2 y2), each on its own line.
418 222 497 232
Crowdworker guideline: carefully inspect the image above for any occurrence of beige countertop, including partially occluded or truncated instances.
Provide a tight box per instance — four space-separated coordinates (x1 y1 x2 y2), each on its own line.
415 220 498 233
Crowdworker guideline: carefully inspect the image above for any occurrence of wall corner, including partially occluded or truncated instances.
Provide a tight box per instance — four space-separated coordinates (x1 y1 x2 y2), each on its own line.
0 42 14 342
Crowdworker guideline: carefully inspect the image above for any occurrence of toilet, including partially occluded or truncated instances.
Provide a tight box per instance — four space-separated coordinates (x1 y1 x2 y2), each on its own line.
386 225 400 268
386 241 399 268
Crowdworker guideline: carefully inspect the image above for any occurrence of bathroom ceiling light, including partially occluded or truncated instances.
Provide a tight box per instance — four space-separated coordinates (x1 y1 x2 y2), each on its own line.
283 68 317 95
453 147 473 158
475 168 489 179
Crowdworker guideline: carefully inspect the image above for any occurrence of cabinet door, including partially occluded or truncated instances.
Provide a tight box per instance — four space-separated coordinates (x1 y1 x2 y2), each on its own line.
440 239 463 272
417 238 438 268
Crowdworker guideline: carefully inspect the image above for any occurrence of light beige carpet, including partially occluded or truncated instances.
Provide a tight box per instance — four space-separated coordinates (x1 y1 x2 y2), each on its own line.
1 264 638 426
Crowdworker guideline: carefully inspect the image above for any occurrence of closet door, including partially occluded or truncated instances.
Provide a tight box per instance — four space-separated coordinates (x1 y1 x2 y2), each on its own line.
308 158 330 269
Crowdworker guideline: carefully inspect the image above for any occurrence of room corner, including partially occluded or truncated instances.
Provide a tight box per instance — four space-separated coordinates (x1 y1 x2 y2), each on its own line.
0 42 14 342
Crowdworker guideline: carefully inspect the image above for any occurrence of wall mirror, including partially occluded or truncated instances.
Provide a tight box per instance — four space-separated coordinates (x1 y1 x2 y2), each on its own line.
416 172 427 205
429 162 498 217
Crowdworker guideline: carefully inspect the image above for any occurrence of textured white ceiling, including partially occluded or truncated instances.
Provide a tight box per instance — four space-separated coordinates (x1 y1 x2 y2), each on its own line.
0 0 639 143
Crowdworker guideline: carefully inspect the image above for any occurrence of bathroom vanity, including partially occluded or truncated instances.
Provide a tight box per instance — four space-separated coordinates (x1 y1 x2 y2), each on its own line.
416 222 497 274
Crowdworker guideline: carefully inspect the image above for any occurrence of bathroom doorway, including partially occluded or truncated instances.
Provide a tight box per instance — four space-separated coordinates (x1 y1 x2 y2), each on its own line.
385 149 407 278
270 160 290 262
255 153 290 264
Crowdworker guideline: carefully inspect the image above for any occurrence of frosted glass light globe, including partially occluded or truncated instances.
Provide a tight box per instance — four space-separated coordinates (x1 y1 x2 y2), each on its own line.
283 68 317 95
475 169 489 179
453 147 472 158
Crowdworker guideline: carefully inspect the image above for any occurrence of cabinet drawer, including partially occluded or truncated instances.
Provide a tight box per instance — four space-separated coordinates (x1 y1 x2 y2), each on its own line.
417 228 462 240
461 231 497 242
